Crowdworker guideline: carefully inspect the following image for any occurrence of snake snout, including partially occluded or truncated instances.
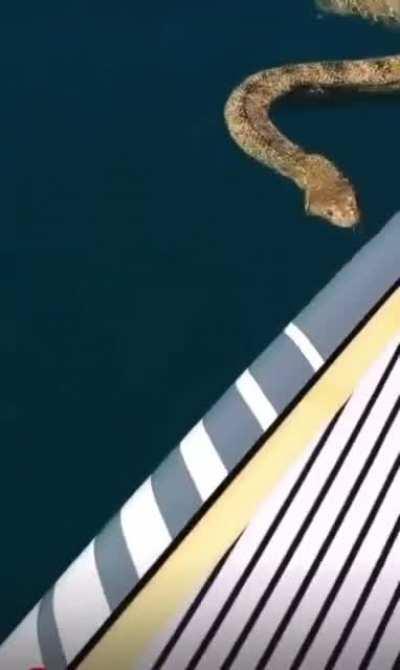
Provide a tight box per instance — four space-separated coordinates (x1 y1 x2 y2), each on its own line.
305 181 360 228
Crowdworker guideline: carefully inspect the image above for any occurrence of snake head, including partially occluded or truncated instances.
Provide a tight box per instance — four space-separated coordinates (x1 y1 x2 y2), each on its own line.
304 158 360 228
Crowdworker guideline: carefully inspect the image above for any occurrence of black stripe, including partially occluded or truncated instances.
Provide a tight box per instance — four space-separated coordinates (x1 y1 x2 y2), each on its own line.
151 535 241 669
325 517 400 669
359 579 400 669
69 281 399 669
290 455 400 669
185 408 343 669
392 648 400 669
220 352 399 669
254 398 400 670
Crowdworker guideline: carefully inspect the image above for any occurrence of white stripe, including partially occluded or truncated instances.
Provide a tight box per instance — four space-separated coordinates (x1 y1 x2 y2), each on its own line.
180 421 228 500
268 413 400 669
53 540 110 662
195 346 399 670
284 322 324 371
0 604 43 670
337 532 400 669
160 341 397 670
120 477 172 578
236 370 277 430
368 594 400 670
231 360 400 669
158 426 327 670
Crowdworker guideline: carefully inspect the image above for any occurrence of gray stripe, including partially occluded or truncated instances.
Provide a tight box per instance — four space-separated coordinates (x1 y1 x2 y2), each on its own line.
250 332 314 413
94 513 138 610
151 448 203 537
203 385 263 470
37 588 67 670
296 211 400 359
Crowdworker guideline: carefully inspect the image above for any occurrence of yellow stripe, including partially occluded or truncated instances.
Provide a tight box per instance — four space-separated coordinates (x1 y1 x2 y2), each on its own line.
78 288 400 670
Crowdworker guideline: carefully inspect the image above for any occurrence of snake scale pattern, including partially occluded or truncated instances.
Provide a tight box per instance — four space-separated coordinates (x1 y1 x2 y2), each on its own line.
224 0 400 227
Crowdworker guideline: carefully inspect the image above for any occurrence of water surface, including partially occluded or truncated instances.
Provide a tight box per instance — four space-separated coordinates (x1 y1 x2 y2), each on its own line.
5 0 399 640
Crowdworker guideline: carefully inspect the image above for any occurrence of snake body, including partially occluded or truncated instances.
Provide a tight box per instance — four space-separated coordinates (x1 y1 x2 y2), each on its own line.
224 2 400 227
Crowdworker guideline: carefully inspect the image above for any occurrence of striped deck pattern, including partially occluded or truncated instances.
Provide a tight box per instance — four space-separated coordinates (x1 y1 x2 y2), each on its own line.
78 288 400 670
140 339 400 669
1 213 399 669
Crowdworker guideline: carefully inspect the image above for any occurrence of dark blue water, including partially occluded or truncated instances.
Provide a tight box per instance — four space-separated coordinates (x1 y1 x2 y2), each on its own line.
5 1 399 640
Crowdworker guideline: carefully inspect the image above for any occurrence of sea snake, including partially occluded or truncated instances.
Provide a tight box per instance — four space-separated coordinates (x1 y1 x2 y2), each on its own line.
224 1 400 227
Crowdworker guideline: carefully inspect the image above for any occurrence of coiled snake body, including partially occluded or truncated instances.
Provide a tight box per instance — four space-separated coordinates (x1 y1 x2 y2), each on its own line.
224 1 400 227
